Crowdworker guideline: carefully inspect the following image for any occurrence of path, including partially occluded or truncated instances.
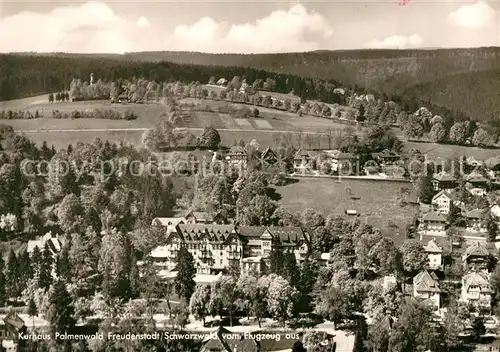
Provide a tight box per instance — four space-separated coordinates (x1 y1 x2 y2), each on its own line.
14 127 327 135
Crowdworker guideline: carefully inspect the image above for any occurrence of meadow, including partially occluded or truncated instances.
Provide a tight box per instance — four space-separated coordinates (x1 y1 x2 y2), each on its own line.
276 177 417 244
2 95 500 162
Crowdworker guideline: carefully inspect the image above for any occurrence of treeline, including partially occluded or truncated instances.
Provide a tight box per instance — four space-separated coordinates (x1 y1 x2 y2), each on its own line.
0 54 347 105
0 108 137 121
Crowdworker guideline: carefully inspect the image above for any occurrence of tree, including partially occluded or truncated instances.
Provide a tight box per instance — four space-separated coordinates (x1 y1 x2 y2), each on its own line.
0 256 5 306
38 243 54 291
189 284 211 326
389 299 439 352
472 128 492 147
402 115 424 140
442 304 465 350
198 127 221 150
447 202 465 227
237 275 268 328
27 297 38 331
400 239 428 275
208 276 239 326
417 172 436 204
98 229 129 299
47 280 76 337
429 122 446 143
315 284 352 329
448 122 468 144
266 274 298 326
174 246 196 303
471 316 485 342
5 249 19 299
49 93 54 103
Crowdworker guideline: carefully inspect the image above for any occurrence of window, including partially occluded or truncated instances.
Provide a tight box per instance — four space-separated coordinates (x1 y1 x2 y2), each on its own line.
262 241 271 247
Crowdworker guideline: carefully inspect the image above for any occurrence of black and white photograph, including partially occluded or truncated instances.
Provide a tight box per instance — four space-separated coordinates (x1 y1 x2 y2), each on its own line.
0 0 500 351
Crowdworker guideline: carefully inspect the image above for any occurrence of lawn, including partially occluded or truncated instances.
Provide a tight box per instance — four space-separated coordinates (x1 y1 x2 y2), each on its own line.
276 177 418 244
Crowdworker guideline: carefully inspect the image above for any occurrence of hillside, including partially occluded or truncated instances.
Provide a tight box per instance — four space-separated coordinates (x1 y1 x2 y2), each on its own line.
403 69 500 127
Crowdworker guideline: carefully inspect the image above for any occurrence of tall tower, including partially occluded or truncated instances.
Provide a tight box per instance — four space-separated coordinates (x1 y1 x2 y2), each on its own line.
90 73 95 85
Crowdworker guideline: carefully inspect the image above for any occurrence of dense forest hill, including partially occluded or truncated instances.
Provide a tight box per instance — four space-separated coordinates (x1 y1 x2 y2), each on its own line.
403 68 500 128
0 54 344 103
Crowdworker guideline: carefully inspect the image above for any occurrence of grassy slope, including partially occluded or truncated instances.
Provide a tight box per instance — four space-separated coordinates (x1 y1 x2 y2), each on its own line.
276 177 417 244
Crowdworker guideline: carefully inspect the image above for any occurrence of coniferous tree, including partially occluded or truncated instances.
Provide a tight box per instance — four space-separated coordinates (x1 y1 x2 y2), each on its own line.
174 247 196 303
0 256 6 306
57 239 72 282
38 243 53 291
18 250 32 292
31 245 42 278
27 297 38 331
282 251 300 288
418 172 436 204
5 249 19 299
269 246 285 276
48 280 76 337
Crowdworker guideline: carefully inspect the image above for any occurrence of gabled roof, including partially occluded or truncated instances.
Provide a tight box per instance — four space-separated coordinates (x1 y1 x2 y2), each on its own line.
228 146 247 155
420 235 451 253
433 172 457 182
463 241 490 260
421 211 447 222
151 217 185 227
424 239 443 253
27 232 61 255
413 271 441 293
465 172 489 183
236 226 308 245
463 272 491 293
466 209 483 219
176 224 236 243
202 326 260 352
465 156 483 166
431 190 453 203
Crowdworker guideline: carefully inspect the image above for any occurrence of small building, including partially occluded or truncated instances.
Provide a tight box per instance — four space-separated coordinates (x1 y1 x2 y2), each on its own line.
117 94 129 103
371 149 401 165
200 326 259 352
485 156 500 181
419 212 447 234
461 272 492 313
151 217 186 235
462 241 490 272
184 211 227 225
0 313 27 352
293 150 316 173
216 78 228 86
413 271 441 311
432 172 458 192
423 239 443 270
226 146 248 165
431 190 455 215
465 209 486 233
463 156 483 173
27 232 62 256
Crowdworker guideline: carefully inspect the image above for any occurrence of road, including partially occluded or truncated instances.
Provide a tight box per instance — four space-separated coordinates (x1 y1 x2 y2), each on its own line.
14 127 327 135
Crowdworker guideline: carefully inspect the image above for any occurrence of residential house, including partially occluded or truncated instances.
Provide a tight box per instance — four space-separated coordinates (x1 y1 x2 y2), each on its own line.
184 210 227 225
461 272 492 313
465 172 489 196
293 150 316 173
226 146 248 165
463 156 483 173
200 326 259 352
419 212 447 234
431 190 454 215
432 172 458 191
462 242 490 272
239 80 249 94
423 239 443 269
117 94 129 103
413 271 441 311
237 226 309 273
216 78 228 86
485 156 500 181
0 313 27 352
148 224 309 276
371 149 401 165
465 209 486 233
330 151 357 174
27 232 62 256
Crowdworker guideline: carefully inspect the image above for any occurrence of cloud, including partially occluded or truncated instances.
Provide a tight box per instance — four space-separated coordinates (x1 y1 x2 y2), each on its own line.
364 34 424 49
448 1 496 29
0 2 149 53
171 4 333 53
136 16 150 28
0 2 332 53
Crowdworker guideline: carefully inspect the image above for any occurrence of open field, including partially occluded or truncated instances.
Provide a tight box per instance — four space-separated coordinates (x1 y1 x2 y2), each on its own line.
3 95 500 161
276 177 417 244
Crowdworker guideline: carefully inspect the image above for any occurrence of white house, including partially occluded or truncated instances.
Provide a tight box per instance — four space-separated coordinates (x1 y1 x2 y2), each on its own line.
419 212 447 234
27 232 62 256
461 272 492 312
423 239 443 269
413 270 441 311
491 205 500 218
431 190 463 215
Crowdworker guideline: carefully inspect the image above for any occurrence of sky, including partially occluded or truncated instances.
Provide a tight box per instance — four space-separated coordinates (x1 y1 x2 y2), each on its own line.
0 0 499 53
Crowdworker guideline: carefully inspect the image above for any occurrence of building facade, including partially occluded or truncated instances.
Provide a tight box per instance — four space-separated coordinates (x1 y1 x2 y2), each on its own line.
148 224 310 275
413 271 441 311
461 272 492 313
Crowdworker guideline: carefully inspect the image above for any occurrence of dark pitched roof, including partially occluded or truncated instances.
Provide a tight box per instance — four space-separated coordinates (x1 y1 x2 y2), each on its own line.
294 149 316 159
228 146 247 155
420 235 451 253
413 270 441 293
421 211 447 222
466 209 483 219
463 241 490 259
236 226 308 245
176 224 236 243
433 172 457 182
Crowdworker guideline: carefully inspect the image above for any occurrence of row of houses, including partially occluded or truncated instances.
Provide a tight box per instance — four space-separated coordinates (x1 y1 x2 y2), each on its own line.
413 240 493 315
